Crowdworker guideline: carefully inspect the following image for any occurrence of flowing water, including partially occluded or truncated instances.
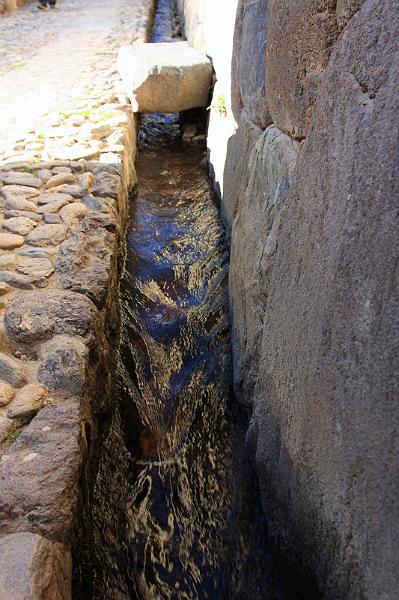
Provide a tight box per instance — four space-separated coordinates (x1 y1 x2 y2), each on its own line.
75 2 282 598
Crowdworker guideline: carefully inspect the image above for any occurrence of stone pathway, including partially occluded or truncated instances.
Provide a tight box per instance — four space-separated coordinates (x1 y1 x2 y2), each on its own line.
0 0 152 440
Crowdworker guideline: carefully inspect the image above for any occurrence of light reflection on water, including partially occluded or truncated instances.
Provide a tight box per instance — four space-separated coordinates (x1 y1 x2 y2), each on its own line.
120 145 233 599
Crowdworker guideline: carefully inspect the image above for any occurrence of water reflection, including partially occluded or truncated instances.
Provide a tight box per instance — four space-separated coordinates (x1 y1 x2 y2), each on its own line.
120 143 232 599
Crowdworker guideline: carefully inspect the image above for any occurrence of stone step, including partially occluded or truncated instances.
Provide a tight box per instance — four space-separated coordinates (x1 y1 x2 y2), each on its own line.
117 41 213 113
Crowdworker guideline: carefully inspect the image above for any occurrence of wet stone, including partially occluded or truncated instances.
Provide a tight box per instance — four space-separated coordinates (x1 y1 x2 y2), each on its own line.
3 217 37 236
0 417 13 442
5 210 42 222
26 224 68 247
38 336 88 396
0 353 27 388
0 382 15 407
7 384 47 419
1 172 42 189
16 257 54 278
0 233 24 250
37 191 73 205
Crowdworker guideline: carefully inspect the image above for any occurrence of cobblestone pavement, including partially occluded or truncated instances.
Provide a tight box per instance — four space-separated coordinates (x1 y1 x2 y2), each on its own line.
0 0 152 447
0 0 150 153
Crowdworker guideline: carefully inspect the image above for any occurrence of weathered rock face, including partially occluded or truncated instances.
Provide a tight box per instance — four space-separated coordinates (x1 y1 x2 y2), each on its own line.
236 0 398 597
0 403 82 543
0 533 71 600
230 126 298 407
117 41 213 113
231 0 270 129
265 0 361 139
181 0 399 598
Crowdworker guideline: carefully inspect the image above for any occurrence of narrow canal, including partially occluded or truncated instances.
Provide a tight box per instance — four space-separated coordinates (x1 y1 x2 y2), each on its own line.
75 2 282 598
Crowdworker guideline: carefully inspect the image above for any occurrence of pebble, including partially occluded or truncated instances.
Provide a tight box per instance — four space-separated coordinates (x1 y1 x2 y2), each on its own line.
16 258 54 278
7 384 47 419
0 233 25 250
37 198 68 214
1 172 41 189
26 224 68 247
0 353 27 388
45 172 76 189
37 169 53 181
0 382 15 407
37 191 73 205
0 416 13 443
5 210 42 222
3 217 38 236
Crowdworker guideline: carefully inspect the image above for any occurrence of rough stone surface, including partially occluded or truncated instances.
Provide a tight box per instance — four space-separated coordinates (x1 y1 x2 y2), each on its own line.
44 172 76 189
0 533 72 600
7 384 47 419
0 353 27 388
38 336 88 396
5 289 96 344
3 216 37 236
222 108 263 235
118 41 213 112
230 125 298 406
16 257 54 278
0 270 46 290
37 191 73 205
231 0 270 129
59 202 90 226
0 417 13 442
4 210 42 222
26 224 68 247
0 403 82 543
0 382 15 407
91 171 120 199
265 0 339 138
55 213 116 306
1 172 41 188
247 1 399 598
37 197 68 215
0 232 25 250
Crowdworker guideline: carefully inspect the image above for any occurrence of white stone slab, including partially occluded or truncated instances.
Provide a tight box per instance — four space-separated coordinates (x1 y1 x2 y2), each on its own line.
117 41 213 113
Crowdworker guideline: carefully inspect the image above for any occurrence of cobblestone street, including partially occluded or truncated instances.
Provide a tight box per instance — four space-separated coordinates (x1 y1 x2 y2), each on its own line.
0 0 150 156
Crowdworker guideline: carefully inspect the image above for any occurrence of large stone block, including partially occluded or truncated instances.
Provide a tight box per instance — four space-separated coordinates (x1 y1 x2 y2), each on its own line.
117 42 213 113
231 0 270 128
221 108 263 237
0 533 71 600
252 0 399 597
0 403 82 544
265 0 363 139
229 126 298 406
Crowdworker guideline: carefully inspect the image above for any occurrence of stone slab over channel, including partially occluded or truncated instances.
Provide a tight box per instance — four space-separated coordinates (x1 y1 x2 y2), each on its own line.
117 41 213 112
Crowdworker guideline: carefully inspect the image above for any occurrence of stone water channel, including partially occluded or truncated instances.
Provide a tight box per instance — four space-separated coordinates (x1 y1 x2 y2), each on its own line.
75 2 282 598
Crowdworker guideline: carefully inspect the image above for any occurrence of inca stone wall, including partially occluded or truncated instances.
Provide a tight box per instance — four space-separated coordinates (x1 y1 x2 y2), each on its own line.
0 0 155 596
179 1 399 599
